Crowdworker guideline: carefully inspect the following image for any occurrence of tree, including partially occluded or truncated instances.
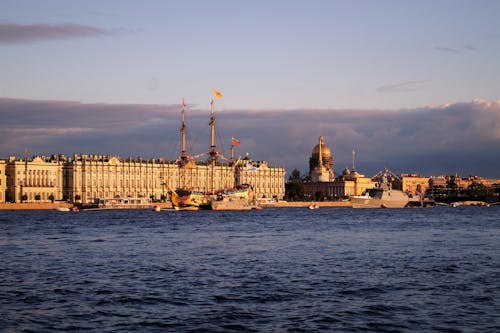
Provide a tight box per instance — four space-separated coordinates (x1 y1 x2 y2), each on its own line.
34 194 41 201
48 194 55 203
467 182 487 197
285 182 305 201
289 168 301 181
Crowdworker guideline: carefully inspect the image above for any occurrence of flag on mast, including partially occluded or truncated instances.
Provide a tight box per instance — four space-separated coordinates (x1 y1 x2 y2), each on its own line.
231 137 241 145
213 89 223 99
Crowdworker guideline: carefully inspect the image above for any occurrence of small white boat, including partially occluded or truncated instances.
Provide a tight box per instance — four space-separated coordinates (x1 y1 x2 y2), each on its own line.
55 207 70 212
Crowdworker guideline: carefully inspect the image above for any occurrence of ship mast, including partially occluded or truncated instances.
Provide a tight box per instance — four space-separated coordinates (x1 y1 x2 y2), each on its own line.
209 99 217 165
208 89 223 194
180 98 188 163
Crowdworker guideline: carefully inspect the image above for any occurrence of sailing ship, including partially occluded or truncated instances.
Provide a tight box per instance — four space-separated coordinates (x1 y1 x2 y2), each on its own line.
170 188 212 211
170 91 257 211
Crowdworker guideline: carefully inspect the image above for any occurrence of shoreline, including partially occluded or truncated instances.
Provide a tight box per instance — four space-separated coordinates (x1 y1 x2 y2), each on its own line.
0 202 174 210
0 201 351 210
261 201 352 208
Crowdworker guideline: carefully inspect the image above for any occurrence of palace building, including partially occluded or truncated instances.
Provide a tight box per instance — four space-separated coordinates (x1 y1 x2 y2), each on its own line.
5 155 64 203
0 160 5 203
2 153 285 204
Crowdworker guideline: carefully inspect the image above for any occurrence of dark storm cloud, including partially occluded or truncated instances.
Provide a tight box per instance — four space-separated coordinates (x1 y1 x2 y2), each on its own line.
0 23 113 44
1 98 499 178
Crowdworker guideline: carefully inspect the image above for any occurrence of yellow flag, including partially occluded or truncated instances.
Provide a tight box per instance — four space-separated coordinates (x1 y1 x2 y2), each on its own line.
213 89 223 99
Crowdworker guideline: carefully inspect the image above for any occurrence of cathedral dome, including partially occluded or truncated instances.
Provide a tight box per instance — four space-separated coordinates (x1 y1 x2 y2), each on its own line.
312 143 331 157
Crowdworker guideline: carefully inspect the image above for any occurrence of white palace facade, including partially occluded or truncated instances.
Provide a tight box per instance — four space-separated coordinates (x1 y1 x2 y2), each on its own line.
2 153 285 204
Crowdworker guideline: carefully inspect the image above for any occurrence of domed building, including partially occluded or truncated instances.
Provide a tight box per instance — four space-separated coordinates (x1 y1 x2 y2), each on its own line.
309 136 334 182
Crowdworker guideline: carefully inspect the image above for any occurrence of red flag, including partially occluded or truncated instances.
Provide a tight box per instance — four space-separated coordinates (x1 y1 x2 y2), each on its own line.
231 137 240 145
182 98 187 108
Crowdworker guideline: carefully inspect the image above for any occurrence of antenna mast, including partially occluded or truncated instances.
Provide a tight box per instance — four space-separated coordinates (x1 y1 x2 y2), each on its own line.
352 148 355 170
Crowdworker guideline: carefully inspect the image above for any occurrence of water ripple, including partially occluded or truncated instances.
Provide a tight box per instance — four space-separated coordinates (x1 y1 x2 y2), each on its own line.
1 207 499 332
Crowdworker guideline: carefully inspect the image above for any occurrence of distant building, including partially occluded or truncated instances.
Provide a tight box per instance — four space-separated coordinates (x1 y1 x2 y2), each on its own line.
429 175 500 189
309 136 334 182
303 168 376 200
1 152 285 204
236 160 286 201
62 153 285 204
0 160 6 203
336 167 377 197
5 155 64 203
401 174 430 196
63 154 176 203
303 136 375 199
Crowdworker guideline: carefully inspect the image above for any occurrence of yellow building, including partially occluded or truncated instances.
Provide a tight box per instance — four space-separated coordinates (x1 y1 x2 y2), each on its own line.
429 175 500 189
340 168 377 196
63 154 173 203
62 154 285 204
309 136 334 182
304 168 376 199
236 160 286 200
0 160 6 203
5 155 64 203
402 174 430 196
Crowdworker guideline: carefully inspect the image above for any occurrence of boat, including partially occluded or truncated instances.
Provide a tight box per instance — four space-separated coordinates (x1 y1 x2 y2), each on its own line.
55 207 70 212
169 91 247 211
170 188 213 211
350 171 409 208
210 184 257 211
91 197 153 209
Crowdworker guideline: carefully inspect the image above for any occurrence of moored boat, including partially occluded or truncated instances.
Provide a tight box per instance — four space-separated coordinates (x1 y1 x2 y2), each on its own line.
170 188 213 211
350 171 409 208
210 184 257 211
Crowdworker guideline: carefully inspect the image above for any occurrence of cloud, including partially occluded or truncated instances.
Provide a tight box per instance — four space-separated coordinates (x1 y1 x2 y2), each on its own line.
377 80 429 93
0 22 114 44
434 45 459 53
1 98 499 178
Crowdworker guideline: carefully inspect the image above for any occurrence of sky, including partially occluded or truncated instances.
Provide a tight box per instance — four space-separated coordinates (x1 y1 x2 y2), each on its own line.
1 0 500 177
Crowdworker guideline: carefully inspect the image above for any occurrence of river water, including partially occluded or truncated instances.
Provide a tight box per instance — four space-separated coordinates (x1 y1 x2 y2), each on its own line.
1 207 499 332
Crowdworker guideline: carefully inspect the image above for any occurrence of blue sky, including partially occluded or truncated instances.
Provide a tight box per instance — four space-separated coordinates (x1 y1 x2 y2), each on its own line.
1 1 500 177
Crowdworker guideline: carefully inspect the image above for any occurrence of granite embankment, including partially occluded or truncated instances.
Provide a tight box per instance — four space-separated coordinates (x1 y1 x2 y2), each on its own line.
0 201 350 210
262 201 352 208
0 202 174 210
0 202 74 210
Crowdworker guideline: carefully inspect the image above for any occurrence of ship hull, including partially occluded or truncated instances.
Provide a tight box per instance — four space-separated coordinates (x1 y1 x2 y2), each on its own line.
350 197 408 208
170 189 213 211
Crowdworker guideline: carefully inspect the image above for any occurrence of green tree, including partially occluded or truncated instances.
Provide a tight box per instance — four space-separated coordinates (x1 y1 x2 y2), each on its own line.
467 182 487 197
285 182 305 201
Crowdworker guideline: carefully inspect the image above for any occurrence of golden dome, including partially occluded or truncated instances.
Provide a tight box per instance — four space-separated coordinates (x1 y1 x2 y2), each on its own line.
312 136 331 157
312 144 331 157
